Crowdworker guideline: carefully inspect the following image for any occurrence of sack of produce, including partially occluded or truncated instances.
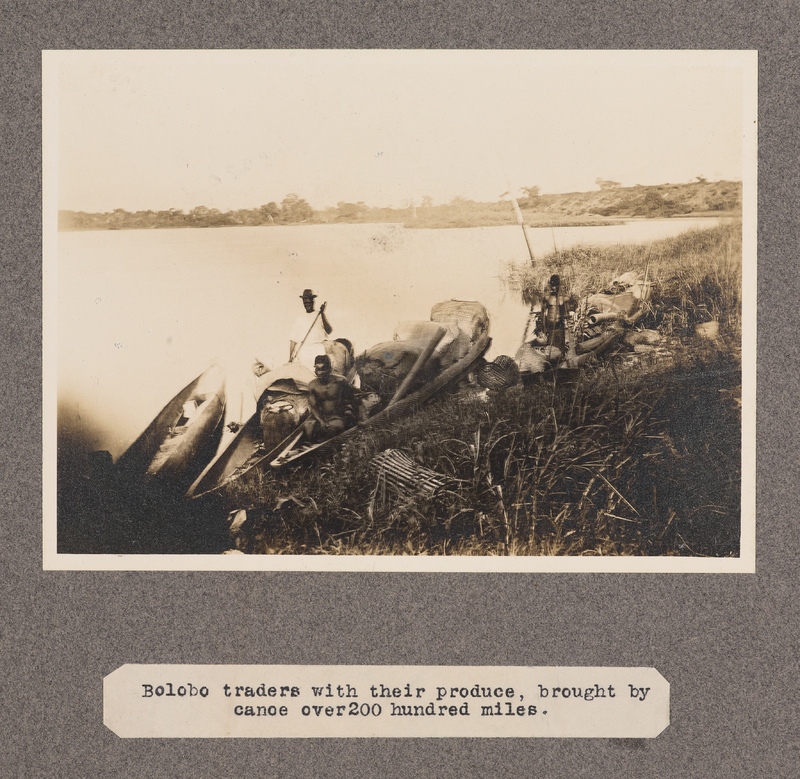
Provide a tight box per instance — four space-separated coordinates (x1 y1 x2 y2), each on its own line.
357 341 438 400
430 300 490 342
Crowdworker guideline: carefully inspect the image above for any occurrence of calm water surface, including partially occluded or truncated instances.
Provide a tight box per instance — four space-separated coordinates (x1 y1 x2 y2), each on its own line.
56 218 724 467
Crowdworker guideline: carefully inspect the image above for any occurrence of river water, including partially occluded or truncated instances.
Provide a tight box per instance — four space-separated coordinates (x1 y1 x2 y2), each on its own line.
54 217 724 470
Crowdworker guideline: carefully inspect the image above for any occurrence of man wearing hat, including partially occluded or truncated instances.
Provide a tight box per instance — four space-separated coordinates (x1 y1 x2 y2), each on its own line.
290 288 333 369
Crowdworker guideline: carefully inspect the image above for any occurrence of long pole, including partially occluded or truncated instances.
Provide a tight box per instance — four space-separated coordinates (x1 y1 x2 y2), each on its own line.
511 196 535 266
387 326 447 408
290 302 326 362
511 196 537 342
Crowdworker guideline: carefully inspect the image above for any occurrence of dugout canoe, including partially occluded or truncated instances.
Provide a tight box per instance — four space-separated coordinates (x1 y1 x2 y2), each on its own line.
269 314 491 468
114 365 226 493
186 363 316 499
188 301 491 495
186 403 291 500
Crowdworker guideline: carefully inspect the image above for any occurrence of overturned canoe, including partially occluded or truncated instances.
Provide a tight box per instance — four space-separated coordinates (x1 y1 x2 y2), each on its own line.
114 365 226 493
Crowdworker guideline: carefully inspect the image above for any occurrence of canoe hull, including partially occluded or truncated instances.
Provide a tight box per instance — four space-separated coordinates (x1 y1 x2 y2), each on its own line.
271 328 491 467
185 413 263 499
114 366 226 493
189 307 491 496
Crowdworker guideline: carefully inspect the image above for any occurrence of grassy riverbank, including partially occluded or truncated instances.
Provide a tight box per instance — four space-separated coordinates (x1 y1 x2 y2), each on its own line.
218 221 743 558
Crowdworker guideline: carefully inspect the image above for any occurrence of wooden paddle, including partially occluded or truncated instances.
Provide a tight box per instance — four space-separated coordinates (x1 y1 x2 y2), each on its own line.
290 302 327 362
270 428 306 466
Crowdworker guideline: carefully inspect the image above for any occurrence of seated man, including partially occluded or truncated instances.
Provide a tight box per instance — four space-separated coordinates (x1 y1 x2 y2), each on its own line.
301 354 357 442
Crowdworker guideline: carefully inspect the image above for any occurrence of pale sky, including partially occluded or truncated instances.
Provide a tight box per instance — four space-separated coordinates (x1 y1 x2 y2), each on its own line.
46 50 752 212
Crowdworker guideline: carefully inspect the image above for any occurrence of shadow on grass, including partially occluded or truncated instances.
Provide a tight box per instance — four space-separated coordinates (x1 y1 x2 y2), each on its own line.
57 476 229 555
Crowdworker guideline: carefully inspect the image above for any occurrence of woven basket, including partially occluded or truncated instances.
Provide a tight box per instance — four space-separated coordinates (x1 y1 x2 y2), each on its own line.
369 449 450 498
477 355 520 389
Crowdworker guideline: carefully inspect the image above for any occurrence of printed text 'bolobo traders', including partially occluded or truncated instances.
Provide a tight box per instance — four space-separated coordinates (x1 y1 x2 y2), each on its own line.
104 665 669 739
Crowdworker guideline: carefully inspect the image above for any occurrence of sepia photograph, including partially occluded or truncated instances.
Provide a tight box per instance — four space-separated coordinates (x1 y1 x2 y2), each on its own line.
43 49 756 571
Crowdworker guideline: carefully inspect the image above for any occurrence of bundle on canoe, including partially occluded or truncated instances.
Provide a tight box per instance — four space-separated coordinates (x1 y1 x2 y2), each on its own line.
114 365 225 493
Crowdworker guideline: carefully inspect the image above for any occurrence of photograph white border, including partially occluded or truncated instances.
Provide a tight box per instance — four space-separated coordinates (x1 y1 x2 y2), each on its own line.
42 49 757 573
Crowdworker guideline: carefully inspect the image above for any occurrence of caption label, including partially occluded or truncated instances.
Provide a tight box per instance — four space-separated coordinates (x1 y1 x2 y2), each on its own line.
104 664 669 738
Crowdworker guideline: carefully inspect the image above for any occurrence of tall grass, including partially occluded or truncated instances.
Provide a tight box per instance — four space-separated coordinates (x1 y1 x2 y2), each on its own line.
220 221 743 558
506 220 742 346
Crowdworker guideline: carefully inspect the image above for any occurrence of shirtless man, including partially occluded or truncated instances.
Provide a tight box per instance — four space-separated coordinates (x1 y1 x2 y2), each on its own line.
302 354 356 442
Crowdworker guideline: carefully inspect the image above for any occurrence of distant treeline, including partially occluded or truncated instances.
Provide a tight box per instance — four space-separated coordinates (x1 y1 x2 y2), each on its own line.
58 193 415 231
59 180 742 231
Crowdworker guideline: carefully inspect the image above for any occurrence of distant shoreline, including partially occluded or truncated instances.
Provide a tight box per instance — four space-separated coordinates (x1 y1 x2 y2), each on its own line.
58 211 738 233
58 180 742 232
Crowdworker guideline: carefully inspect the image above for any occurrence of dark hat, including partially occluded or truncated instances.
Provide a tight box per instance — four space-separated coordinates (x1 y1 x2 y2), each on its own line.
314 354 331 367
300 288 317 299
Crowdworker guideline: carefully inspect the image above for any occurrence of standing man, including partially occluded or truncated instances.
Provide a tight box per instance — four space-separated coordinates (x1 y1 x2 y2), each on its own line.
290 288 332 370
543 274 568 353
